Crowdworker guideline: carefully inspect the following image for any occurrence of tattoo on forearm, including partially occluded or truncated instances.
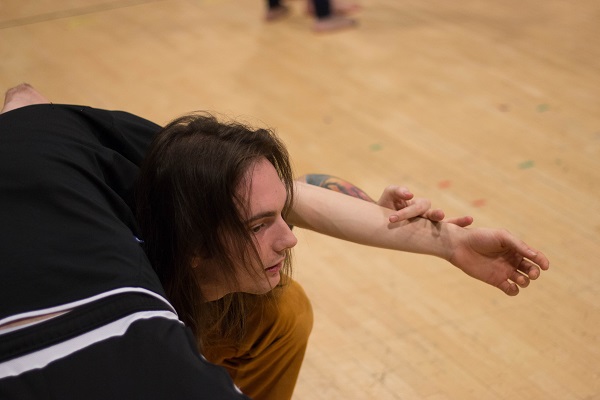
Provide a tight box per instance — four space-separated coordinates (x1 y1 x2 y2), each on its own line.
299 174 375 203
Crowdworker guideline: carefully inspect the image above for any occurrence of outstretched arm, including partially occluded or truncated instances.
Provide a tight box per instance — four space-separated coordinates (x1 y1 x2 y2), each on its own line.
288 181 549 296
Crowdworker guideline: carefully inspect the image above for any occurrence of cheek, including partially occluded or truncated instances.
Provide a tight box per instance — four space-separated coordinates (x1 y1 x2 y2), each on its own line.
233 239 267 280
252 232 270 261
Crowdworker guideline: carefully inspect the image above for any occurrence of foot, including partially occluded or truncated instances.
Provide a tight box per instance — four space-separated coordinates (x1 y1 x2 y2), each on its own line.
1 83 50 114
313 15 357 32
265 5 290 22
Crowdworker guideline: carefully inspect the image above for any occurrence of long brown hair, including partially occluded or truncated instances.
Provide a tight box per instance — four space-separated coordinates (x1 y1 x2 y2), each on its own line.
135 112 294 347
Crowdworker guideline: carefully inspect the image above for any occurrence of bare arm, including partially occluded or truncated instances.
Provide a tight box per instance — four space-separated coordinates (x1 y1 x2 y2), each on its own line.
296 174 473 226
288 181 549 296
288 181 454 256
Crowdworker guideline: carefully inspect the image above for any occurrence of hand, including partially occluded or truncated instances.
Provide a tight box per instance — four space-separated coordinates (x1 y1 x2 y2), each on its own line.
448 227 550 296
377 185 473 227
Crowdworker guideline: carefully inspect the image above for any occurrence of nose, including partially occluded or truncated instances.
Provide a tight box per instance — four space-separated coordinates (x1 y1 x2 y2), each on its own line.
275 218 298 252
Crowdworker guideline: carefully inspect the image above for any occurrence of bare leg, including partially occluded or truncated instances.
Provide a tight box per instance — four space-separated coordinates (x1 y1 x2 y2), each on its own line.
1 83 50 115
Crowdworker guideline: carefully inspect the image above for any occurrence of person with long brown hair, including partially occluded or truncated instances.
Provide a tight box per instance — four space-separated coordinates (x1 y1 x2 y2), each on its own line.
134 111 550 399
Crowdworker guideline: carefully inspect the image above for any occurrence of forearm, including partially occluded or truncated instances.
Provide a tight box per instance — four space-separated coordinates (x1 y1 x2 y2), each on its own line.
288 181 461 261
296 174 375 202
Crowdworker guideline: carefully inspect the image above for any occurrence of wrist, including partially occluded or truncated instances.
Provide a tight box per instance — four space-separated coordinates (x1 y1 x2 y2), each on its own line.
437 222 465 262
410 218 464 262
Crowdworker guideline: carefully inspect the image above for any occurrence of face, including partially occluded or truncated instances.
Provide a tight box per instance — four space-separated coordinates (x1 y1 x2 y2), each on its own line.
233 158 297 294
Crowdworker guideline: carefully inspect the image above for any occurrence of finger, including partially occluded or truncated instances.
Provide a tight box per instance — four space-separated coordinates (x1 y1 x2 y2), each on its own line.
501 231 550 271
517 258 542 280
395 186 414 201
388 198 431 222
530 249 550 271
378 186 413 203
521 248 550 271
498 280 519 296
422 208 445 222
444 215 474 227
510 270 530 288
377 186 413 210
388 206 418 223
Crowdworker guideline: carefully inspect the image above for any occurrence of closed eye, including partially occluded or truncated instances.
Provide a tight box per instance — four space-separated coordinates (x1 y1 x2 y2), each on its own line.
246 211 277 234
251 223 266 233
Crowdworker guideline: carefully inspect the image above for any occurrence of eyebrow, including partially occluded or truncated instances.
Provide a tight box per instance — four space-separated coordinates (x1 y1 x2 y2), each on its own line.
245 211 277 225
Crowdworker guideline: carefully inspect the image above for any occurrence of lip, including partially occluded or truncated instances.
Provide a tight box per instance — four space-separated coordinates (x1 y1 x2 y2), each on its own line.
265 260 283 274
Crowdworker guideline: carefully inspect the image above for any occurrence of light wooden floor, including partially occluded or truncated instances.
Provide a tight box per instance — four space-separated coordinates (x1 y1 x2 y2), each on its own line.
2 0 599 399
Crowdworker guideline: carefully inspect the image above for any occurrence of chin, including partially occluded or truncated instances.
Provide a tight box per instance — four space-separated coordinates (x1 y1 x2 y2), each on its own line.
267 273 281 289
238 271 281 295
253 274 281 294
